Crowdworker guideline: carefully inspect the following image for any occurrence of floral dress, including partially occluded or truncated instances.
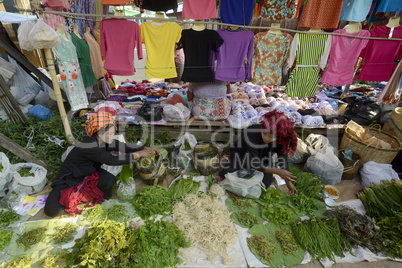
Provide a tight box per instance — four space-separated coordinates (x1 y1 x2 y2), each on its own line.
253 32 293 86
52 33 88 111
261 0 298 20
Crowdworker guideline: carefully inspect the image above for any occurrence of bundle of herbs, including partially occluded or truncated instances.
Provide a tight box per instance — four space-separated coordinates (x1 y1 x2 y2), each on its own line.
290 168 323 200
292 216 352 262
376 211 402 258
0 229 13 251
50 223 78 245
169 176 200 200
247 234 278 262
0 209 20 228
17 168 32 177
132 185 172 219
326 206 383 254
276 228 299 256
263 204 295 224
4 255 32 268
40 250 68 268
290 193 318 216
138 154 157 169
357 179 402 220
16 226 48 251
259 187 287 204
236 211 259 227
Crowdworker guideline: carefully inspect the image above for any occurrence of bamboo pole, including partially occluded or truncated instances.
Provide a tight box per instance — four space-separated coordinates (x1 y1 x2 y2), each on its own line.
43 48 74 145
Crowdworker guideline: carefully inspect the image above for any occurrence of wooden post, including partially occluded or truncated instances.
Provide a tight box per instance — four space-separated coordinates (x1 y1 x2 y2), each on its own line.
43 48 74 145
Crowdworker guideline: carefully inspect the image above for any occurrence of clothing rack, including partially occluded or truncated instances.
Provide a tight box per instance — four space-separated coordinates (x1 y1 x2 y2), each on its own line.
17 8 402 42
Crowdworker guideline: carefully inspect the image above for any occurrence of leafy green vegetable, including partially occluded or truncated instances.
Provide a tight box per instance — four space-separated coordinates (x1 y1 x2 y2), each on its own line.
132 185 172 219
247 234 278 262
232 197 254 210
276 229 299 256
263 204 295 224
17 168 32 177
236 211 258 227
138 154 157 168
290 193 318 215
16 226 48 251
291 168 323 200
183 141 191 151
195 146 214 153
259 187 287 205
40 250 68 268
0 209 20 228
4 255 32 268
169 177 200 200
0 229 12 251
376 211 402 258
105 204 128 221
0 163 3 172
83 204 105 222
51 223 78 245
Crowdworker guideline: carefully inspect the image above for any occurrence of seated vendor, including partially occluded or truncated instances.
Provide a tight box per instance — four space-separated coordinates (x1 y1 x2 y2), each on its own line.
219 111 298 194
187 80 231 120
44 112 157 217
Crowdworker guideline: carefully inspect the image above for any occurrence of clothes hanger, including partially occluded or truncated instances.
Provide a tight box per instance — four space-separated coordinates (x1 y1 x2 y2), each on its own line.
268 23 282 35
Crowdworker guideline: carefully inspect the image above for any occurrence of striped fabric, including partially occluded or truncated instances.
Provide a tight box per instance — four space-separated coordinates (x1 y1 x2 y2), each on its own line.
285 33 328 98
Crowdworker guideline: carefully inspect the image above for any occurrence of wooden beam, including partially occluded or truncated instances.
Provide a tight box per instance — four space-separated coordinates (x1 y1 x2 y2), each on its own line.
0 133 47 169
0 75 27 122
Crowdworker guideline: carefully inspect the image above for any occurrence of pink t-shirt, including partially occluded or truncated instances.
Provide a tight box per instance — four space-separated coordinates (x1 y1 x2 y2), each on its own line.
321 28 370 86
182 0 217 20
100 19 143 76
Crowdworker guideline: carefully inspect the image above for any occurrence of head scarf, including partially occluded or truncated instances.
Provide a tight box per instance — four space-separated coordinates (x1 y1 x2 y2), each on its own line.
86 112 116 137
260 110 297 156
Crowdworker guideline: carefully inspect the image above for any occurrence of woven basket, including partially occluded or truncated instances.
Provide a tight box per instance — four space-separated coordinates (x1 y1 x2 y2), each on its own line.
138 153 166 185
338 150 360 180
193 142 220 175
339 127 401 165
383 107 402 144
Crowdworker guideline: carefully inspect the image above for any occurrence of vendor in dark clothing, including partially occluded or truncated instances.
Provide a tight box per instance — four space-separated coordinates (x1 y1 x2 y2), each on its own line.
44 112 157 217
219 110 298 194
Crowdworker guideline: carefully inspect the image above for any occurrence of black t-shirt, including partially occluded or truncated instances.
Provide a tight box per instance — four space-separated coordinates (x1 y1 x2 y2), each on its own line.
178 29 224 82
142 0 177 11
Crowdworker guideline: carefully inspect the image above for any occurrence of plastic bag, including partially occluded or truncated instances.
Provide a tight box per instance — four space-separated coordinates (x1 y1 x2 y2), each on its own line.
288 138 311 164
1 191 25 210
219 169 265 199
360 161 400 188
18 21 35 51
305 146 344 185
343 97 381 126
137 101 162 122
28 19 61 49
28 104 52 120
10 163 47 194
116 178 136 202
8 56 41 105
163 103 191 122
0 153 12 197
305 134 335 153
227 115 253 130
174 132 197 171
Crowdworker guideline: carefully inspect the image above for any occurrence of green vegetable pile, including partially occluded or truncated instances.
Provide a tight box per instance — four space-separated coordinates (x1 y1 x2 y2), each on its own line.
40 250 68 268
183 141 191 151
259 187 287 204
195 146 214 154
133 185 172 219
66 219 129 267
51 223 78 245
169 177 200 200
276 228 299 256
132 219 190 267
358 179 402 220
233 197 254 210
84 204 105 222
247 234 278 262
236 211 258 227
291 168 323 200
292 216 352 262
0 229 13 251
4 255 32 268
264 204 295 224
17 167 32 177
138 154 157 169
376 211 402 258
16 226 48 251
326 206 383 254
0 209 20 228
0 162 3 172
290 193 318 215
105 204 129 221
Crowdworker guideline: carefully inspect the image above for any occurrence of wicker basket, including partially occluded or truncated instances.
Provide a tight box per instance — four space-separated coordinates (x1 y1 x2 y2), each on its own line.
383 107 402 144
338 150 360 180
138 153 166 185
339 127 401 165
193 142 220 175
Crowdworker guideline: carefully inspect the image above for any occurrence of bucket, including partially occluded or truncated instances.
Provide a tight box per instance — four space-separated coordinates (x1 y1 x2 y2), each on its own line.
193 142 220 175
338 150 360 180
138 152 166 185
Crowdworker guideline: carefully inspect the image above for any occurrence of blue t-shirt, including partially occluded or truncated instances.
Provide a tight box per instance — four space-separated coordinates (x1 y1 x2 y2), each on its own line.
220 0 255 26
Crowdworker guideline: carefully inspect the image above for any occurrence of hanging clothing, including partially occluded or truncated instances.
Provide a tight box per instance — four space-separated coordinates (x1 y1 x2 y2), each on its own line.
261 0 298 20
220 0 255 26
178 29 224 82
321 28 370 86
69 1 95 35
140 22 182 79
213 29 254 82
42 0 70 31
100 19 143 76
339 0 372 22
52 33 88 111
71 33 97 88
253 1 263 17
285 33 331 98
182 0 216 20
101 0 131 5
377 0 402 13
44 0 70 8
378 61 402 104
142 0 178 11
298 0 344 29
357 26 402 82
84 32 104 80
253 31 293 86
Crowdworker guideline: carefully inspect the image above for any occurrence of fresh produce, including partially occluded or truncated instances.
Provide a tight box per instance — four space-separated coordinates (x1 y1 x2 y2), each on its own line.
195 146 214 154
264 204 295 224
290 193 318 215
4 255 32 268
105 204 128 221
259 187 287 204
376 211 402 258
325 186 338 196
40 250 68 268
66 219 129 267
83 204 105 222
17 167 32 177
0 229 13 251
132 219 190 268
236 211 258 227
138 154 157 168
357 179 402 220
232 197 254 209
0 163 3 172
183 141 191 151
326 206 383 254
0 209 20 228
276 228 299 256
16 226 48 251
291 168 323 200
247 234 278 262
169 177 200 200
51 223 78 245
132 185 172 219
292 216 352 262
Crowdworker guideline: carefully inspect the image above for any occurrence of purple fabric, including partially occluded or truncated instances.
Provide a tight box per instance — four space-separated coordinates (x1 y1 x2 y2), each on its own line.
106 95 127 102
212 30 254 82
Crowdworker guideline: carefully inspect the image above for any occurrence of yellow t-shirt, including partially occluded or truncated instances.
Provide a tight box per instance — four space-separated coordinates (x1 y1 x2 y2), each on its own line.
140 22 182 79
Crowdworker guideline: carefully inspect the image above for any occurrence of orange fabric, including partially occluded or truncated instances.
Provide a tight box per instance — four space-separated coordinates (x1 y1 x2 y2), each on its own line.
85 112 115 137
298 0 343 30
101 0 131 5
294 0 303 19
